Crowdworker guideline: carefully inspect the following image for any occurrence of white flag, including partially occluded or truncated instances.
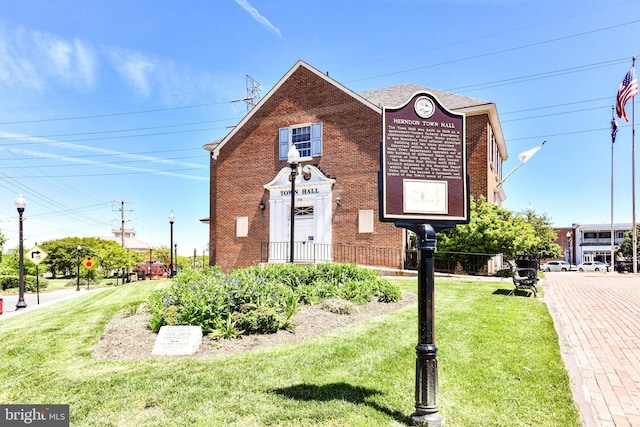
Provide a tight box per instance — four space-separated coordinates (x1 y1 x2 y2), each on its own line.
517 141 546 163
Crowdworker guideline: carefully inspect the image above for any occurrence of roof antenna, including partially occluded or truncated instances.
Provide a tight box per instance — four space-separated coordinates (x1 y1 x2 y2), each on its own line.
231 75 262 113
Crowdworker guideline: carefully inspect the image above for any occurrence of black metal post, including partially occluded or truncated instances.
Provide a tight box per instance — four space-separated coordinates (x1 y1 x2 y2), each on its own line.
15 206 26 310
76 246 81 291
289 162 297 263
411 224 444 426
36 264 40 304
169 211 175 277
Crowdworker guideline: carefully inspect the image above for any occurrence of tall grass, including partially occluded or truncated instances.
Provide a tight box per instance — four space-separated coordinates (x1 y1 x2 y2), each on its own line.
0 277 580 426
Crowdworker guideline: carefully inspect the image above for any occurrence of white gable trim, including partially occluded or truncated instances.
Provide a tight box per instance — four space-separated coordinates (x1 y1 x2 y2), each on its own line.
264 164 336 195
205 60 381 155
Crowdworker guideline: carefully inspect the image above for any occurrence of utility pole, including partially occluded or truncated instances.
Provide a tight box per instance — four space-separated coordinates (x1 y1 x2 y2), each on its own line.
113 200 133 247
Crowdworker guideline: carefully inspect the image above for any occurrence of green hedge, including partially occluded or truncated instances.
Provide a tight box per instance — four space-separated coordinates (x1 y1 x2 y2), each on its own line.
0 275 49 292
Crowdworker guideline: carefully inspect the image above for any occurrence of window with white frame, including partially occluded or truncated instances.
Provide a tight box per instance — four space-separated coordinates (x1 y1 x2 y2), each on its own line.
279 122 323 161
488 126 502 181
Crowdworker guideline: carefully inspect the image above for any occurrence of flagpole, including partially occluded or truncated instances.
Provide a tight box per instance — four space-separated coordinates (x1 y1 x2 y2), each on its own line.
633 57 637 274
497 140 546 187
611 106 616 269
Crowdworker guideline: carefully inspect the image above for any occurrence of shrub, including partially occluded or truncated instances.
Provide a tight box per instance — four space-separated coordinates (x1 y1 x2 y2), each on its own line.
146 263 401 338
0 275 48 292
232 306 280 334
321 298 357 315
376 279 402 302
65 278 97 289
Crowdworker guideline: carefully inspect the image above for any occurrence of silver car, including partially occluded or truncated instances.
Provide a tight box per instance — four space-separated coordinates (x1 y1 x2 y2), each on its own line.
577 261 607 272
541 261 570 272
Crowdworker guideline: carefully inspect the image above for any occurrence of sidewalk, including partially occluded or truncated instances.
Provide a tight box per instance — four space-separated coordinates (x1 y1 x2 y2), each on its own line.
542 272 640 427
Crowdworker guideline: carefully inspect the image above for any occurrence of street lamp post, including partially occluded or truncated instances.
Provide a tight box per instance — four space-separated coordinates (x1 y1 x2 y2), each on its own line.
76 246 82 291
566 231 572 267
174 243 177 274
148 248 153 280
169 211 175 277
287 144 300 263
15 194 27 310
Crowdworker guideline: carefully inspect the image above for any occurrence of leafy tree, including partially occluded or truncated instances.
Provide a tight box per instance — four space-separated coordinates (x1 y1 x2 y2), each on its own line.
0 229 6 261
95 239 141 278
619 225 640 258
437 197 537 259
1 253 38 276
516 209 563 260
40 237 140 278
436 197 562 261
40 237 85 278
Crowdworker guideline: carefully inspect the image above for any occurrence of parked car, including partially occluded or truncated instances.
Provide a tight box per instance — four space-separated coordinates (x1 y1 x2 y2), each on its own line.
541 261 572 272
577 261 607 272
595 261 609 271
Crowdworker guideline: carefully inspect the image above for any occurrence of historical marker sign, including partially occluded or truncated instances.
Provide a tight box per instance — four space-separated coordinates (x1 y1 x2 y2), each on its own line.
380 91 468 227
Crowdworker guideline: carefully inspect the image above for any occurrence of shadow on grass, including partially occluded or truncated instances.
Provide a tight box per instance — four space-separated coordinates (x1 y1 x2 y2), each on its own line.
492 288 536 298
273 382 413 425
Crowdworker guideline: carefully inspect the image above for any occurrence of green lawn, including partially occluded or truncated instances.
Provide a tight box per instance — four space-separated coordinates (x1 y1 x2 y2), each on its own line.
0 277 580 426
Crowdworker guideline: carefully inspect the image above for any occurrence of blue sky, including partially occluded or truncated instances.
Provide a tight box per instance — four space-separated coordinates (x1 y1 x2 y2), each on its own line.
0 0 639 254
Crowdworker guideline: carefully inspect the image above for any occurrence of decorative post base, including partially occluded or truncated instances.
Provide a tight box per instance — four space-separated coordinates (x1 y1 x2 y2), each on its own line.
411 412 445 426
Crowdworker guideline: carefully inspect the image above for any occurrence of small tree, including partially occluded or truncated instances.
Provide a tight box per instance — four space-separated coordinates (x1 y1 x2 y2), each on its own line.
618 225 640 258
438 197 537 257
0 229 6 262
436 197 562 272
517 209 563 260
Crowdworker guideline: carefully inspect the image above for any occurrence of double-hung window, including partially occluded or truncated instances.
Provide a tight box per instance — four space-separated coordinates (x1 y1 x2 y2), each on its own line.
279 122 322 161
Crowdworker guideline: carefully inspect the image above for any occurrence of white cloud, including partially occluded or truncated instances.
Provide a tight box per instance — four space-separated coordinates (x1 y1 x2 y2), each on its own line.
0 27 97 91
32 31 97 88
234 0 282 38
0 25 217 101
105 48 156 97
0 131 207 181
0 28 44 90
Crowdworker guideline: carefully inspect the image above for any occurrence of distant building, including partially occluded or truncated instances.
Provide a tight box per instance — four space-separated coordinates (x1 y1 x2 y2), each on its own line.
560 223 631 265
108 228 150 253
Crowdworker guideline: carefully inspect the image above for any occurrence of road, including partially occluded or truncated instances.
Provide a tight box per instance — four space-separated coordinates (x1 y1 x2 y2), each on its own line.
0 288 102 320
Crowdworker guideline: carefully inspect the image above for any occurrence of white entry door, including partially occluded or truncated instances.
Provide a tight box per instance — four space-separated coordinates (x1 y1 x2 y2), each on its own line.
290 206 315 262
265 165 336 264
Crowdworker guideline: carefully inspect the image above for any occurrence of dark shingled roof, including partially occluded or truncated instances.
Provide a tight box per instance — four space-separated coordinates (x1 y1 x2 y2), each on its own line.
359 83 492 111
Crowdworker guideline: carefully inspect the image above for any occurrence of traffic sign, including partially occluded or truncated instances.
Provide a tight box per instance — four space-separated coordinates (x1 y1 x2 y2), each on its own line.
27 246 48 265
82 257 95 268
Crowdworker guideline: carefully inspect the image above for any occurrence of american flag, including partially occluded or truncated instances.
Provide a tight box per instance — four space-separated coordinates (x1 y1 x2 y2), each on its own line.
616 65 638 122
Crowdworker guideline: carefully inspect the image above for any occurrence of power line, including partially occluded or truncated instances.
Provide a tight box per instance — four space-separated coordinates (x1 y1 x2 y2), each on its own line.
345 18 640 84
0 100 232 126
0 117 239 141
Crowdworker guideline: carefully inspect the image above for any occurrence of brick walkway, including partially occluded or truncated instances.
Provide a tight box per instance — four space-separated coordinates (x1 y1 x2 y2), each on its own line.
542 272 640 427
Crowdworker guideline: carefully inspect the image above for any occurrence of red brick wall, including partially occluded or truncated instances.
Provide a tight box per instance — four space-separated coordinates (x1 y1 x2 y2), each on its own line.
210 66 404 271
465 115 489 201
209 66 497 271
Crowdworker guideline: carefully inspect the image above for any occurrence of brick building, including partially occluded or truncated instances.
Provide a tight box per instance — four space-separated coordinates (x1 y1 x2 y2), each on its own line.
204 60 507 271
